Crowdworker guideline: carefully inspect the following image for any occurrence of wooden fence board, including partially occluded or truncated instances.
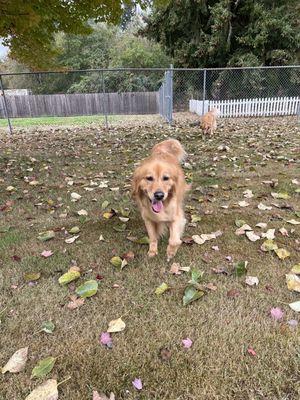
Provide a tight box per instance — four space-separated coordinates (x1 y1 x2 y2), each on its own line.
0 91 158 118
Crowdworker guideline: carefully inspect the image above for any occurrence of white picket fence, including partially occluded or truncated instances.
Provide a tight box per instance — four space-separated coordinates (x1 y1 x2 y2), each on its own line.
189 96 300 117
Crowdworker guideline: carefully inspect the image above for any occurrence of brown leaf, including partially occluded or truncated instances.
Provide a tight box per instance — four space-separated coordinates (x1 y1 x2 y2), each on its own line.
2 347 28 374
67 295 85 310
159 347 172 361
122 251 135 261
227 289 241 298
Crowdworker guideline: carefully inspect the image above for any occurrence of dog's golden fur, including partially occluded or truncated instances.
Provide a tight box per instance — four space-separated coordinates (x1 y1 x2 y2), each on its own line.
132 139 189 260
201 107 218 135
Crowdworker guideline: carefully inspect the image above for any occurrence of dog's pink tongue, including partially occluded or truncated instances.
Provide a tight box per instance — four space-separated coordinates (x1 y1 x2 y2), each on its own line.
152 200 163 213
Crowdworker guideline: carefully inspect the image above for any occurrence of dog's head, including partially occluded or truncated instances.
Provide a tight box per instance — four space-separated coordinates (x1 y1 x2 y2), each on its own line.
132 159 182 214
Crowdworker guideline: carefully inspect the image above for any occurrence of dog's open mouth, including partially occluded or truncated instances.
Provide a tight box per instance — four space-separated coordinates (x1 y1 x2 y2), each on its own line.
151 199 163 213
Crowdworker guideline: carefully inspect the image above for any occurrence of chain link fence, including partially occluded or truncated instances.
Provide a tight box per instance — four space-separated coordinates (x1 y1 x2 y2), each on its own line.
0 65 299 133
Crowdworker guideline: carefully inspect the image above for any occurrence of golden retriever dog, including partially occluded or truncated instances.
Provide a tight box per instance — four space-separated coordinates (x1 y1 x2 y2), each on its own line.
132 139 189 260
201 107 219 135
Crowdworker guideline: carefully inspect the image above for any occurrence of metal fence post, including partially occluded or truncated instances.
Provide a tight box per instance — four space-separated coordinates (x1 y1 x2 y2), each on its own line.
101 70 108 129
169 64 173 124
0 74 13 134
202 68 207 116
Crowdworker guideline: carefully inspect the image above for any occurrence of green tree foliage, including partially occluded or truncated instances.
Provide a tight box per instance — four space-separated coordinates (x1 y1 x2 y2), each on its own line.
143 0 300 68
1 24 171 94
0 0 154 69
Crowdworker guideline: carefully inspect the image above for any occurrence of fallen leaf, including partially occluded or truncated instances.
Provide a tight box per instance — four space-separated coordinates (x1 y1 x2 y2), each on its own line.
59 270 80 285
75 280 98 298
41 321 55 334
107 317 126 333
261 229 275 240
279 227 289 236
67 295 85 310
155 282 170 295
286 274 300 292
191 234 205 244
227 289 241 298
25 379 58 400
271 192 290 200
291 264 300 274
256 222 267 229
182 338 193 348
169 263 181 275
69 226 80 234
258 203 272 211
235 224 252 235
287 319 298 327
270 307 284 320
245 231 260 242
93 391 115 400
38 231 55 242
285 219 300 225
122 251 135 261
65 235 80 244
274 248 290 260
245 276 259 286
238 200 250 207
41 250 53 258
24 272 41 282
77 209 88 216
235 261 248 277
261 239 278 252
243 189 254 198
31 357 56 379
71 192 81 201
159 348 172 361
110 256 123 268
289 301 300 312
132 378 143 390
191 214 202 223
247 347 256 356
211 267 228 275
99 332 112 346
2 347 28 374
183 286 204 306
235 219 247 227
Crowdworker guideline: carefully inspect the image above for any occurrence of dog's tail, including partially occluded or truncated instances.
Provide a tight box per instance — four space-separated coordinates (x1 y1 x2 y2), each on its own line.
151 139 186 162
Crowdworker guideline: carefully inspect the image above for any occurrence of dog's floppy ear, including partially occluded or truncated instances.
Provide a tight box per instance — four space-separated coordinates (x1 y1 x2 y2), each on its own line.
131 167 142 199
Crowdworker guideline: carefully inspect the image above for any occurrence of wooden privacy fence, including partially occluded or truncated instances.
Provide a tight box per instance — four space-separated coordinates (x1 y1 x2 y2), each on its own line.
189 97 300 117
0 91 159 118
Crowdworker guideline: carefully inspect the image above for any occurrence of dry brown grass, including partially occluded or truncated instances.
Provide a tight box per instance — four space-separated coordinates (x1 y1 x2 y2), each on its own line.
0 115 300 400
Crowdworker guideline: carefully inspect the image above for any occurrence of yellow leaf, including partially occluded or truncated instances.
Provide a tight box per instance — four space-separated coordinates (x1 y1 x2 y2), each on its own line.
274 248 290 260
107 317 126 333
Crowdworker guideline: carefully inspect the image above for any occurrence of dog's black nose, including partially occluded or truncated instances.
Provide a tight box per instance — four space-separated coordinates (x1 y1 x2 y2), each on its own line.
154 191 164 201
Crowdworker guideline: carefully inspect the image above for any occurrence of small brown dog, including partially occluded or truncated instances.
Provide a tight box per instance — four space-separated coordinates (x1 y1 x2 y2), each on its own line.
201 107 218 135
132 139 189 260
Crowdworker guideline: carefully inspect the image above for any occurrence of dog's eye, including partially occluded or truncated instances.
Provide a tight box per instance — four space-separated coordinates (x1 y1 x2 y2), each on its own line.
146 176 153 181
163 176 169 181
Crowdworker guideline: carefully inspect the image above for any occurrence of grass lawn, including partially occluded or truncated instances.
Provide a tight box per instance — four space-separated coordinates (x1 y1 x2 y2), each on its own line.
0 114 118 128
0 116 300 399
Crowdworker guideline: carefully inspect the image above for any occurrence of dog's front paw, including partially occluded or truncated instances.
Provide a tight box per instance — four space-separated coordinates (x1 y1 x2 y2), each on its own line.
148 249 158 257
166 245 177 261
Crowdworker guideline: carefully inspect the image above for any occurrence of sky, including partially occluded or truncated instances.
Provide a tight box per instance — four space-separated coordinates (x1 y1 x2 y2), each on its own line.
0 42 8 59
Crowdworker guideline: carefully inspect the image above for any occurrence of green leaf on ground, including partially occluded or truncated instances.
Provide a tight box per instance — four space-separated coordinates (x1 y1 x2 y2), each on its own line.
75 280 98 298
183 286 205 306
261 239 278 252
31 357 56 379
235 261 248 277
155 282 170 295
58 270 80 285
38 231 55 242
41 321 55 334
25 272 41 282
110 256 123 268
69 226 80 234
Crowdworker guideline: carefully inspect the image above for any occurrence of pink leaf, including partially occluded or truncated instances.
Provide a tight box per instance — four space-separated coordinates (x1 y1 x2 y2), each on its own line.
132 378 143 390
247 347 256 356
41 250 53 258
287 319 298 327
270 307 284 321
182 337 193 348
100 332 112 346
